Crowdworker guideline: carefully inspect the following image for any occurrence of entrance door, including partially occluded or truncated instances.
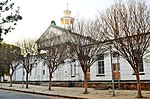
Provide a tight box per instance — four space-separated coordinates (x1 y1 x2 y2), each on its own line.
112 63 120 80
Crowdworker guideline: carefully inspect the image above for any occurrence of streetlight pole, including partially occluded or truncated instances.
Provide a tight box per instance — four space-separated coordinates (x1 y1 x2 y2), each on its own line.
109 45 115 96
22 66 24 88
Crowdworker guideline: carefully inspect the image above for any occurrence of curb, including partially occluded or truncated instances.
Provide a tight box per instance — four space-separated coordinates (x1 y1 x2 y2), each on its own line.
0 88 88 99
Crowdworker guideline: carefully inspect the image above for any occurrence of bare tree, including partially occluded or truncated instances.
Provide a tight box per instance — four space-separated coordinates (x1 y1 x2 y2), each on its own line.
40 45 66 90
71 18 107 94
98 0 150 97
16 38 39 88
37 33 66 90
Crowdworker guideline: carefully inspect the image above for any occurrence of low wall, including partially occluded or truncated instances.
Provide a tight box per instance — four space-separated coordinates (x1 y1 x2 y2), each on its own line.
11 80 150 90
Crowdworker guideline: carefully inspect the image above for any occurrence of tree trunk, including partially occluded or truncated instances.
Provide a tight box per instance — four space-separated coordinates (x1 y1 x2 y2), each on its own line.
26 72 29 89
83 72 88 94
135 71 143 98
48 73 52 90
9 75 13 87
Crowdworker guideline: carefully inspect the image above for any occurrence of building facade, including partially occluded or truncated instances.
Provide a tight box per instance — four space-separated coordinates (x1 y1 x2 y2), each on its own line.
12 48 150 82
12 6 150 83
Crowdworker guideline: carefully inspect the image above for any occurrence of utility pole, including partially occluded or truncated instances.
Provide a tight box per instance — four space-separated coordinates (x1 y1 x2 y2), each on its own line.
22 66 24 88
110 45 115 96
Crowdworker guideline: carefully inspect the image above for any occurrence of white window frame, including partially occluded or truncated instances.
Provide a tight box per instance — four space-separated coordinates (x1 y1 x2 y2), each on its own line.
71 64 76 77
97 54 105 75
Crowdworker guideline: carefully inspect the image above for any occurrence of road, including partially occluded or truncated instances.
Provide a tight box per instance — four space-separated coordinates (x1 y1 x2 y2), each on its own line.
0 89 66 99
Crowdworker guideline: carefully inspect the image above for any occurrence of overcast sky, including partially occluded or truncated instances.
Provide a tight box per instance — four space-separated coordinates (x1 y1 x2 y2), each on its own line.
2 0 150 44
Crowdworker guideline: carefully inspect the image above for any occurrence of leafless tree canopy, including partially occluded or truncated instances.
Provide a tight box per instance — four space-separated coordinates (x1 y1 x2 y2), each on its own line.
99 0 150 39
99 0 150 70
16 38 38 56
41 44 66 75
37 32 66 90
71 17 108 94
73 17 106 41
98 0 150 97
15 38 39 74
15 38 39 88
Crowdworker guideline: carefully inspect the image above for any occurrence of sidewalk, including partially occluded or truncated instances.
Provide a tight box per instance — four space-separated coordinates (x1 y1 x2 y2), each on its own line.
0 83 150 99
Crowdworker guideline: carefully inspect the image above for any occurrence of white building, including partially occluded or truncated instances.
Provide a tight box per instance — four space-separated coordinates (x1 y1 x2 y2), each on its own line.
12 6 150 83
12 49 150 82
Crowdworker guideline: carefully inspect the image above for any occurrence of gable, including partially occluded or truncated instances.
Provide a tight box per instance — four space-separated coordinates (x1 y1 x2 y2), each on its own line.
36 22 99 51
38 25 66 41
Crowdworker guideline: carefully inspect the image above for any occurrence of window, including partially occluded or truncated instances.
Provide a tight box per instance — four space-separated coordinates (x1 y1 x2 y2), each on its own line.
98 61 104 74
23 70 25 76
71 64 76 77
112 63 120 72
135 57 144 72
113 64 116 71
113 51 119 58
97 54 104 60
43 70 45 75
132 58 145 75
97 54 105 75
139 59 144 72
43 62 46 66
133 49 144 73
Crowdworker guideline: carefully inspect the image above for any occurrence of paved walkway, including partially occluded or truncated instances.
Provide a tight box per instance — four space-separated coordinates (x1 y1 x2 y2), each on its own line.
0 83 150 99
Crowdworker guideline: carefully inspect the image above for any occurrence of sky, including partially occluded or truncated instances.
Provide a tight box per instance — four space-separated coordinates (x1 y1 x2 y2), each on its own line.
2 0 150 44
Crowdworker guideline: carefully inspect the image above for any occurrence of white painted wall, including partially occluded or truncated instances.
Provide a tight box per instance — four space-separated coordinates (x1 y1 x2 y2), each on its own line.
12 51 150 82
